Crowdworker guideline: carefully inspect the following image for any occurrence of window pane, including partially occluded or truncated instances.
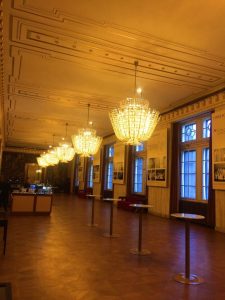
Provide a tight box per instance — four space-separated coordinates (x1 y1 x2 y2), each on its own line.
135 143 144 152
133 157 143 193
108 146 114 157
180 150 196 199
202 148 210 200
104 145 114 190
181 123 196 142
203 119 211 138
87 158 93 188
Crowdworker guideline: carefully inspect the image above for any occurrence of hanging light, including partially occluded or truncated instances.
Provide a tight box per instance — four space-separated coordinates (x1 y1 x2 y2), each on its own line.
71 104 102 157
44 134 59 166
37 155 49 168
109 61 160 145
56 123 75 163
44 150 59 166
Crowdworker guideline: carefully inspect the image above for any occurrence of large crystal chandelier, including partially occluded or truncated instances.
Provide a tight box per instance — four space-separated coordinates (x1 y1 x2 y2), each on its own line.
37 134 60 167
109 61 160 145
56 123 75 163
44 150 59 166
37 156 48 168
71 104 102 157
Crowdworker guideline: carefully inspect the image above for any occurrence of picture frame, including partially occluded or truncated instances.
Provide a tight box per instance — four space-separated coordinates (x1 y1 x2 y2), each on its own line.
147 128 168 187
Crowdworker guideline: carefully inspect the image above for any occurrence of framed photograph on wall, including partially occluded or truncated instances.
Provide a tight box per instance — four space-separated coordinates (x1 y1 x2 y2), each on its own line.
78 156 84 182
212 110 225 190
113 142 125 184
93 149 101 183
147 128 168 187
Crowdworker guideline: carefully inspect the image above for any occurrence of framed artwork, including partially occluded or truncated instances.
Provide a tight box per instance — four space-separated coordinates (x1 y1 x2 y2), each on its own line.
93 165 100 182
147 128 167 187
113 142 125 184
93 149 101 183
78 156 84 182
212 110 225 189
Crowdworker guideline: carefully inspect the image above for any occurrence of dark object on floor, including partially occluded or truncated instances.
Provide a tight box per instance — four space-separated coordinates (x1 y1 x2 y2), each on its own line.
117 196 147 212
0 219 8 255
0 283 12 300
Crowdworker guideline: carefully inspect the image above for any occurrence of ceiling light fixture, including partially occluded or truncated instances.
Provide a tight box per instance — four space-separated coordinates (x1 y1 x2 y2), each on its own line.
56 123 75 163
71 104 102 157
44 134 59 166
37 156 49 168
109 61 160 145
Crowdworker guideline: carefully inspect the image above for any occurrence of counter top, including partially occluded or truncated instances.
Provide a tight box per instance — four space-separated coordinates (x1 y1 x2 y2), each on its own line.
12 192 52 195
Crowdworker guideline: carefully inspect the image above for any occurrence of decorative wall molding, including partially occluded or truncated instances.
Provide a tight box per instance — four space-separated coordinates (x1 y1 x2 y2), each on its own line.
160 91 225 125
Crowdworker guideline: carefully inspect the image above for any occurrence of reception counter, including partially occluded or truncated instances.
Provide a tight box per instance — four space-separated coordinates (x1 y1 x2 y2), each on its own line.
11 193 53 215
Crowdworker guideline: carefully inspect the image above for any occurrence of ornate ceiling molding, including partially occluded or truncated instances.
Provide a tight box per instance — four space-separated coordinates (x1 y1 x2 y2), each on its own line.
10 17 225 89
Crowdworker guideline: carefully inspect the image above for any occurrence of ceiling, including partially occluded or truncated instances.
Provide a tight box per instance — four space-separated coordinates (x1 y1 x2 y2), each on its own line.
1 0 225 149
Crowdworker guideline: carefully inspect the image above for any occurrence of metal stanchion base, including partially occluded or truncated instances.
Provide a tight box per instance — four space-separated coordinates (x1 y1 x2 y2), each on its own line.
174 273 204 285
87 223 98 227
129 248 151 255
103 233 120 238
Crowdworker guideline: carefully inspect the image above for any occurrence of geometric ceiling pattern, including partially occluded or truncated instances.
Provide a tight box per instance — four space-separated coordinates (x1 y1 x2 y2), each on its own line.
1 0 225 148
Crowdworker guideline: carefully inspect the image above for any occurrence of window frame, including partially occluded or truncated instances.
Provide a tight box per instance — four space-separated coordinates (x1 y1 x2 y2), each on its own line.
104 144 114 191
86 156 94 189
179 115 211 203
131 143 147 195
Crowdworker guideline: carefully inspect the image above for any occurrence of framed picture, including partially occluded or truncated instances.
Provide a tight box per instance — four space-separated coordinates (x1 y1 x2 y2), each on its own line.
212 110 225 189
93 149 101 183
93 164 100 182
147 128 167 187
113 143 125 184
78 157 84 182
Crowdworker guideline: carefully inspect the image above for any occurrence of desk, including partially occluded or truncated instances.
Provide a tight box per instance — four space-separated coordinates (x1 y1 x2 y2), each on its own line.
11 193 53 215
129 204 153 255
86 195 101 227
102 198 120 238
171 213 205 284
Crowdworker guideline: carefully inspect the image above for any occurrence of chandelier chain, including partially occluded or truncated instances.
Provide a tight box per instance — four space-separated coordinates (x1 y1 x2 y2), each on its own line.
87 104 90 125
65 123 68 137
134 60 138 97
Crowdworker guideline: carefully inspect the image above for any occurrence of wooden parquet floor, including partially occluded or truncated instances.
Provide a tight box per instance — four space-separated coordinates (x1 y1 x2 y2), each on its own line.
0 194 225 300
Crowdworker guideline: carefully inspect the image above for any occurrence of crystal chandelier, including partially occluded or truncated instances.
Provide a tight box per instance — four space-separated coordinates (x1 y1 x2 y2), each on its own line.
56 123 75 163
37 135 60 167
109 61 160 145
71 104 102 157
44 150 59 166
44 134 59 166
37 156 49 168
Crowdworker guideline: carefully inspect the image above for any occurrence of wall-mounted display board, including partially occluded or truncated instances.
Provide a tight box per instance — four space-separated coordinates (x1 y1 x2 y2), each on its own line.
113 142 125 184
93 149 101 183
78 156 85 182
212 110 225 190
147 128 167 187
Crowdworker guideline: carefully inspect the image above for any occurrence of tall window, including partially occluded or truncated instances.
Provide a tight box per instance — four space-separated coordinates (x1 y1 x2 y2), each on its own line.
180 116 211 201
132 143 146 194
104 144 114 190
87 156 93 188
